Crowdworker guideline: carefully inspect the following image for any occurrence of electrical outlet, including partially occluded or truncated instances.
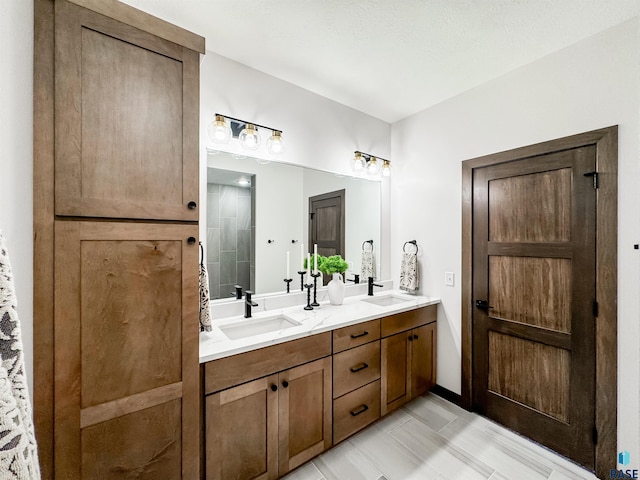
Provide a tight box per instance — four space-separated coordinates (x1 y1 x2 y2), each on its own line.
445 272 455 286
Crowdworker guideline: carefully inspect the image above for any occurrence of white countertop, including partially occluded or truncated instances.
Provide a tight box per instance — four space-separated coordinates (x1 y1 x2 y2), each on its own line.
199 290 440 363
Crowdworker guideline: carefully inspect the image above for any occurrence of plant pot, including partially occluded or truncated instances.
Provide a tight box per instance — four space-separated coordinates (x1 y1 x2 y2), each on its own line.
327 273 345 305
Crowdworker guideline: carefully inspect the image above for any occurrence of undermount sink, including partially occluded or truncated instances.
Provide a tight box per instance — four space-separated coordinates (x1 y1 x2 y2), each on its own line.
361 294 414 307
219 315 301 340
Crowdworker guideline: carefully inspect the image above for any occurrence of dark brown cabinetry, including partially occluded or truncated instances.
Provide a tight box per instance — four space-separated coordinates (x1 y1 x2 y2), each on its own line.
34 0 205 477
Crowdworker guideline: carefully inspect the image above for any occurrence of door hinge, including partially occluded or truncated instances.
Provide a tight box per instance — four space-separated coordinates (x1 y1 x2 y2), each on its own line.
593 426 598 445
584 171 599 189
593 300 599 317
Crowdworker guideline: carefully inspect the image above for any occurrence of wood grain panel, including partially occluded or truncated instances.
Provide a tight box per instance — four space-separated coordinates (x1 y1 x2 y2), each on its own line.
380 333 410 415
81 399 182 480
411 323 436 398
80 28 183 206
381 305 436 337
333 380 381 444
489 168 571 242
332 341 381 398
279 357 332 474
489 256 571 333
205 375 278 480
488 332 570 422
332 319 380 353
204 333 331 394
80 239 182 407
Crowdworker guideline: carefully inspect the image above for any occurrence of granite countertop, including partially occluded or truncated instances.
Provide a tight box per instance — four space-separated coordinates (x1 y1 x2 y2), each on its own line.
199 290 440 363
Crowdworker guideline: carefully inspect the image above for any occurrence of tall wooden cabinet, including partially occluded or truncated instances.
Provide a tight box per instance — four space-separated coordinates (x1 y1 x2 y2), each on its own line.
34 0 205 478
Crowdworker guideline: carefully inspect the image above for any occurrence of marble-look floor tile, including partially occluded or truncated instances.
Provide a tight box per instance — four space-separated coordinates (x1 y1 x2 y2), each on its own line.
314 440 384 480
349 424 440 480
376 408 413 433
402 394 459 432
438 418 551 480
389 418 494 480
281 461 325 480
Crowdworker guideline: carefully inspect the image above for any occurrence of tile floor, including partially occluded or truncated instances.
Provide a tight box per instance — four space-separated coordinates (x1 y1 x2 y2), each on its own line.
283 392 598 480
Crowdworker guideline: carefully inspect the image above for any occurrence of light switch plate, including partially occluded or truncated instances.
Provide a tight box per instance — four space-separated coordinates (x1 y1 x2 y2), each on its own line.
445 272 455 286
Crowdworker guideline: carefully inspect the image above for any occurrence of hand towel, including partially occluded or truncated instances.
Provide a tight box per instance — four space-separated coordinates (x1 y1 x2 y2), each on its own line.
399 252 419 293
199 245 212 332
361 251 375 281
0 232 40 479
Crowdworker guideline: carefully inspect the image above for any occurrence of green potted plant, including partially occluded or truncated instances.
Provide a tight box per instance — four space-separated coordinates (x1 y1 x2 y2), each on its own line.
321 255 349 305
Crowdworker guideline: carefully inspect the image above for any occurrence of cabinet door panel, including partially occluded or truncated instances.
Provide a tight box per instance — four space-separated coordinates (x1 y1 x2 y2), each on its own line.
278 357 332 474
55 1 199 221
54 221 199 479
411 323 437 399
381 333 411 415
206 375 279 480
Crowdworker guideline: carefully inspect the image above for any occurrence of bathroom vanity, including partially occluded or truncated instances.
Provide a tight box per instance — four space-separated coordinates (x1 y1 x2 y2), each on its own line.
200 291 439 479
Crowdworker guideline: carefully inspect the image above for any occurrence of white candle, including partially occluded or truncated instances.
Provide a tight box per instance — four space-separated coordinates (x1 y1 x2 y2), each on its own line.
286 251 290 279
300 243 304 270
307 253 311 283
314 244 318 273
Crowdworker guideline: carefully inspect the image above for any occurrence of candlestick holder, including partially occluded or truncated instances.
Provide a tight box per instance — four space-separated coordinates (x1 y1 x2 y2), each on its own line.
304 283 314 310
311 272 321 307
297 271 306 291
283 278 292 293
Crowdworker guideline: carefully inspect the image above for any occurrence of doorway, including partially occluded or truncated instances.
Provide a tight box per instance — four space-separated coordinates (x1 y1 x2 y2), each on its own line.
309 189 345 284
461 127 617 479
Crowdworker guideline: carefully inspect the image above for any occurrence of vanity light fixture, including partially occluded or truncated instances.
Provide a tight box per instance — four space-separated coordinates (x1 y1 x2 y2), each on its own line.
352 151 391 177
209 113 285 154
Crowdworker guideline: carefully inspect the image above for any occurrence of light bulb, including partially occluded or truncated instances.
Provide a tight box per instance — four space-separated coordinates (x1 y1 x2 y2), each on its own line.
382 160 391 177
207 115 231 144
239 124 261 150
351 152 365 172
367 157 380 175
267 131 285 155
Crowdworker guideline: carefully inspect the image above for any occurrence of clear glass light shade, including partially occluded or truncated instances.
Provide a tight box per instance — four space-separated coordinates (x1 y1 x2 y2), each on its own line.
381 160 391 177
267 131 285 155
239 124 261 150
351 152 365 172
366 157 380 176
208 115 231 144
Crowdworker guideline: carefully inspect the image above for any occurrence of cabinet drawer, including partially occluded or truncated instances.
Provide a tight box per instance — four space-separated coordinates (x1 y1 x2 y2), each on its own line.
333 342 380 398
381 305 436 337
333 380 380 444
204 332 331 394
333 319 380 353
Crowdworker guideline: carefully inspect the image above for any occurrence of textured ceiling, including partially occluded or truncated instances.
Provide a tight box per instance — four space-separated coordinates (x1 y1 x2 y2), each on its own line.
122 0 639 123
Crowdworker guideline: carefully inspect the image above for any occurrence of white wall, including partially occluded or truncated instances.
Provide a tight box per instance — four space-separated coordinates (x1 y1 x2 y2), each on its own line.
0 0 34 396
199 52 392 284
391 17 640 460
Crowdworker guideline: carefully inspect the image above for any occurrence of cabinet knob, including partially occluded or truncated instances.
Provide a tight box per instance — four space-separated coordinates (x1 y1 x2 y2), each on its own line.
271 384 278 392
187 201 197 209
408 335 413 341
282 380 289 388
413 335 419 340
187 237 197 245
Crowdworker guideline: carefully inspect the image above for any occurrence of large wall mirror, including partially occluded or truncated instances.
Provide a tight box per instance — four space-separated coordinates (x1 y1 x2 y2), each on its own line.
205 150 382 299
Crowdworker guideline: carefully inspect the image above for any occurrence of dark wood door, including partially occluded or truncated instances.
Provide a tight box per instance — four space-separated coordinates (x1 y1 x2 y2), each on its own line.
206 374 279 480
309 190 345 283
54 221 199 479
54 0 199 221
472 147 597 469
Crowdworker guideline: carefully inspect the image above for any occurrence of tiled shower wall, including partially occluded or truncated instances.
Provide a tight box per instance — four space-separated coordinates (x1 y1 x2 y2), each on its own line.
206 183 253 299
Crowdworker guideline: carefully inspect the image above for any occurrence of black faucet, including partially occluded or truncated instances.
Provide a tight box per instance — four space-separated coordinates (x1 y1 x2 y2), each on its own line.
347 274 360 284
368 277 383 296
230 285 243 300
244 290 258 318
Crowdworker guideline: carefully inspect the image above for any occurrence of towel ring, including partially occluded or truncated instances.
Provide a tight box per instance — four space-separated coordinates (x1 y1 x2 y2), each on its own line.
362 240 374 252
403 240 418 254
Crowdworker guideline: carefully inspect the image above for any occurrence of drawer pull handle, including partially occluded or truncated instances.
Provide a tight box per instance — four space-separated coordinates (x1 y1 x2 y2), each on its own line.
350 363 369 373
350 331 369 339
350 404 369 417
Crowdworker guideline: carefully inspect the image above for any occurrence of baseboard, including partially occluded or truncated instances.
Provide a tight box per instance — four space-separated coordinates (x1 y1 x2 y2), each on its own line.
431 384 466 409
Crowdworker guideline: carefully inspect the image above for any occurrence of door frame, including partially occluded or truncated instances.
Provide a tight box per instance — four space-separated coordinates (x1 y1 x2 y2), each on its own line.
461 126 617 479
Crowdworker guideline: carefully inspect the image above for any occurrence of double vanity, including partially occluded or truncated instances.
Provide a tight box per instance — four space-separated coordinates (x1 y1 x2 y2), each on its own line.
200 285 440 479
